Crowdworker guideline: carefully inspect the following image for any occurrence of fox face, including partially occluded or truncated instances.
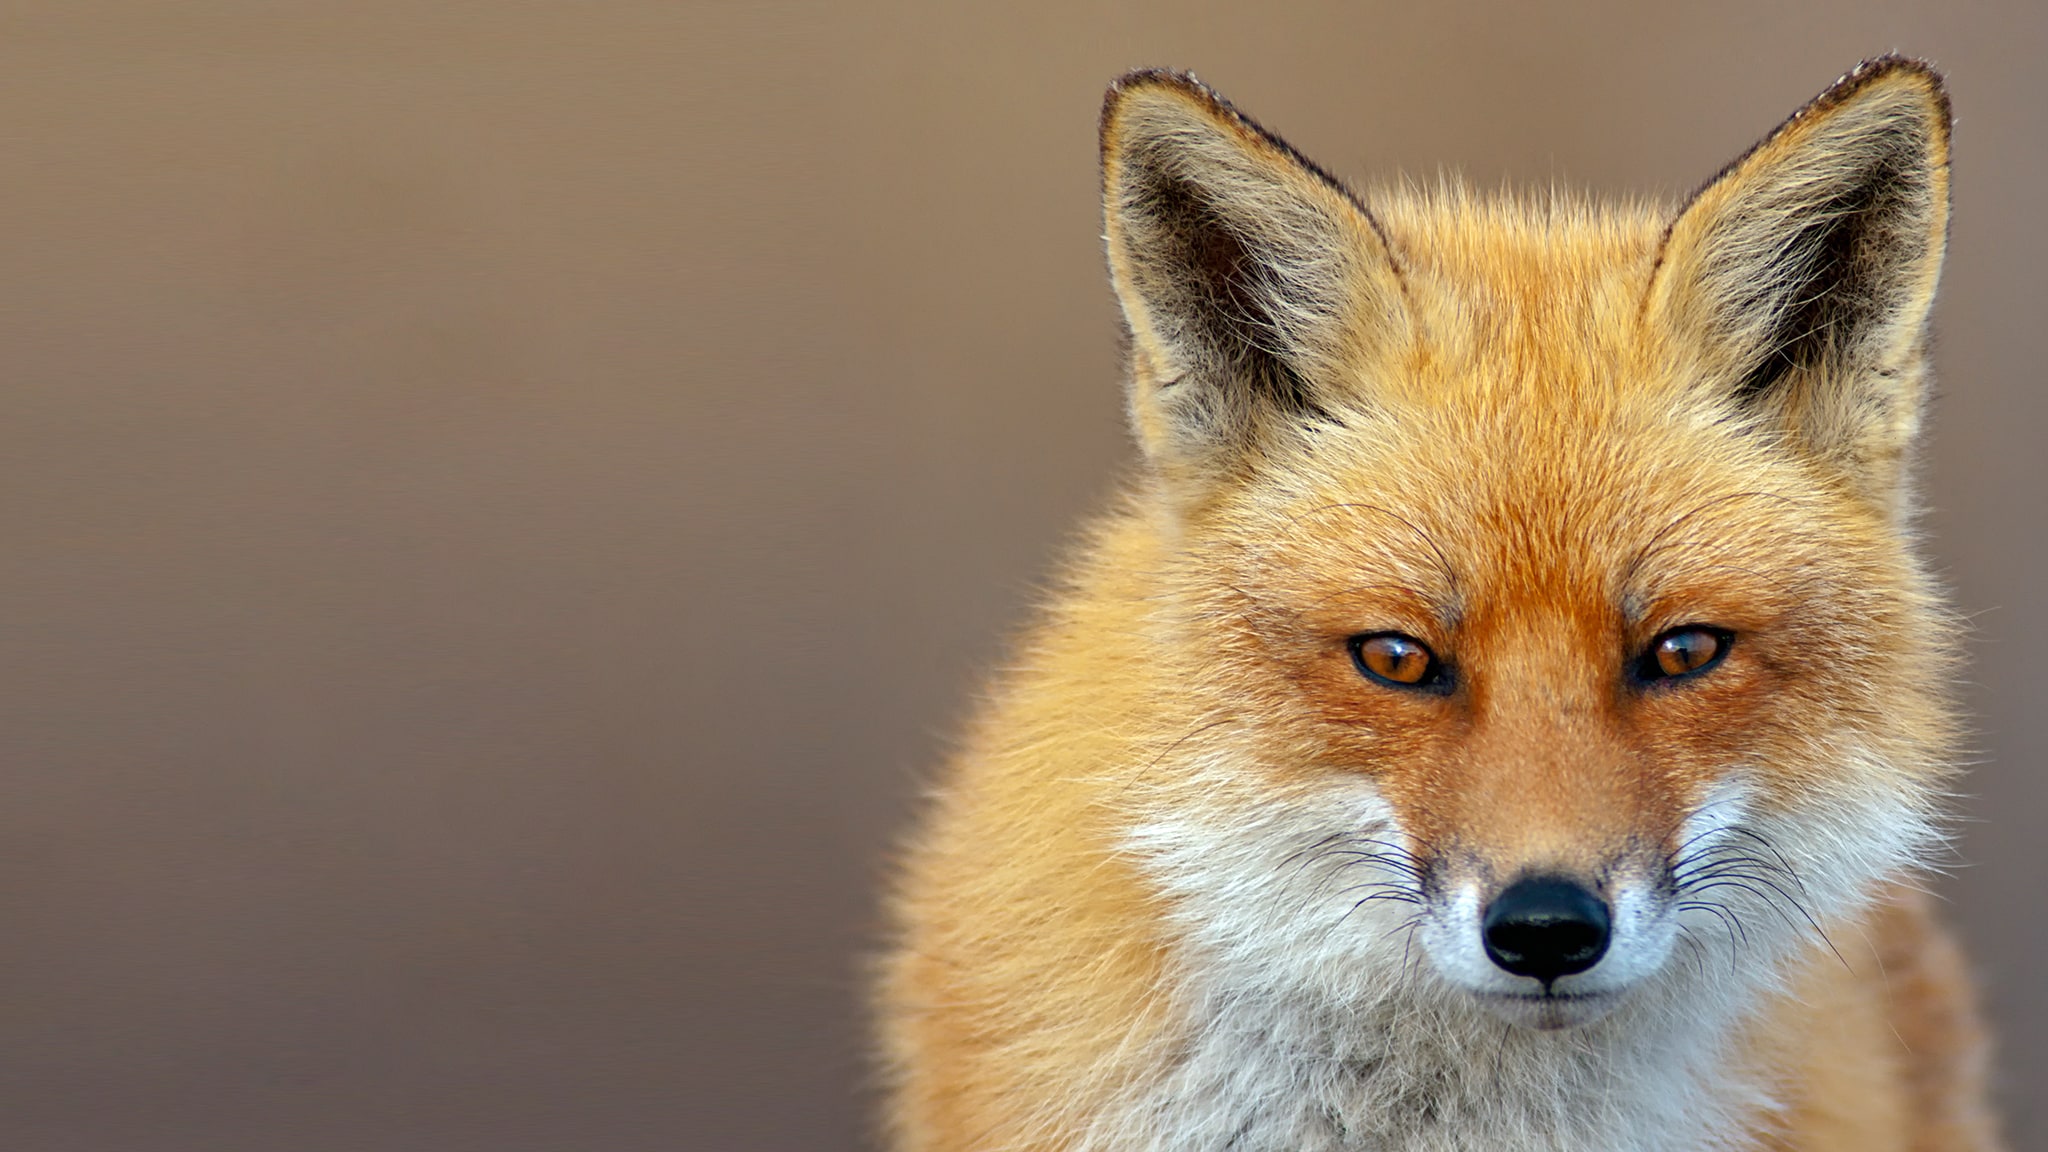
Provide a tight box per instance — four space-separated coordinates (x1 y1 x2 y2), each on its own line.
1101 60 1954 1034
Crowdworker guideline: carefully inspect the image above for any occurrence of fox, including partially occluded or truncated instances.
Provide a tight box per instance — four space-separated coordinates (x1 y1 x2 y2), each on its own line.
876 56 2002 1151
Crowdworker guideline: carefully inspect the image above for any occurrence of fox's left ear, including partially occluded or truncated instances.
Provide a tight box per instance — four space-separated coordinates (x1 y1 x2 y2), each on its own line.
1646 56 1951 507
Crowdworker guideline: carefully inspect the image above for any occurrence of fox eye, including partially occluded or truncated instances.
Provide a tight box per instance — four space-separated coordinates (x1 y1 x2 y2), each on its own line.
1349 633 1447 692
1637 626 1731 683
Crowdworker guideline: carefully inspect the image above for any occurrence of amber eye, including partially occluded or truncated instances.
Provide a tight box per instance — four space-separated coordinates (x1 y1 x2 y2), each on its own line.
1637 626 1731 683
1348 633 1447 692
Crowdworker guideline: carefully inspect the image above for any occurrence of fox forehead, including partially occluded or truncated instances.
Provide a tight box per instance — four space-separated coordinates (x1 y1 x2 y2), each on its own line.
1374 189 1674 377
1309 189 1710 413
1182 193 1900 618
1204 367 1880 629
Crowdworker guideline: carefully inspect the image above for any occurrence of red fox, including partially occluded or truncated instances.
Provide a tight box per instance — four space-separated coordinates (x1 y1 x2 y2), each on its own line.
877 57 2001 1150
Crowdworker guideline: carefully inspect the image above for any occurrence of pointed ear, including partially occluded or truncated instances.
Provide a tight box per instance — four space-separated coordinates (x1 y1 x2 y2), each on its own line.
1100 70 1407 480
1646 56 1952 506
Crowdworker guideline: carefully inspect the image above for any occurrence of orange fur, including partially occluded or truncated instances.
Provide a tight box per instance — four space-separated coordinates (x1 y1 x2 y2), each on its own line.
879 58 1999 1151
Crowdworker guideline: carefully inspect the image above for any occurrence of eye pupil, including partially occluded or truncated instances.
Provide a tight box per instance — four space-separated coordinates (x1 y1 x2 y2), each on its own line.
1649 627 1726 679
1353 634 1438 688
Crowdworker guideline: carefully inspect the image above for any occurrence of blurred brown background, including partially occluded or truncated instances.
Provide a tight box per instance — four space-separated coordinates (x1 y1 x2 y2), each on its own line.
0 2 2040 1149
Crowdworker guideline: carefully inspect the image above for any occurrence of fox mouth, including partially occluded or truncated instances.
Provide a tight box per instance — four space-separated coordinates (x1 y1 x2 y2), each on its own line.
1475 987 1622 1030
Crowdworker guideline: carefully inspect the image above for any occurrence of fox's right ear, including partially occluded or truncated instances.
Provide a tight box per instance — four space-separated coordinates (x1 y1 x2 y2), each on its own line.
1101 71 1407 483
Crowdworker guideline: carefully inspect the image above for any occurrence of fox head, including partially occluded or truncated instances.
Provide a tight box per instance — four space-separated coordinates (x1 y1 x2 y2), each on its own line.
1100 59 1956 1031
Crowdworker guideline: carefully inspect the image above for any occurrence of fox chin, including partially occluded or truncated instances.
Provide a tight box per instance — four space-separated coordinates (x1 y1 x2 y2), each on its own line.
878 57 2003 1151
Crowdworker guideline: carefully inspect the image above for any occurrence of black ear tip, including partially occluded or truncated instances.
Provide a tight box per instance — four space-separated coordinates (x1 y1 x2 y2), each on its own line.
1845 52 1946 89
1815 54 1953 135
1106 67 1209 97
1100 68 1226 144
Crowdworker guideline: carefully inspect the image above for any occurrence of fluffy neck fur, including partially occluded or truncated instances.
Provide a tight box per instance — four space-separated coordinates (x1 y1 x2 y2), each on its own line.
1097 967 1767 1151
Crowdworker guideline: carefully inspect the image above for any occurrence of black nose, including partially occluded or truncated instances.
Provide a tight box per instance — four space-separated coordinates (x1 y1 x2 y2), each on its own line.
1482 875 1611 985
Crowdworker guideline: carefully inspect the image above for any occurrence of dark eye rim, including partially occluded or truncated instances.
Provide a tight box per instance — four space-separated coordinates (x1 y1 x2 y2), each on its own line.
1632 625 1735 686
1346 632 1454 695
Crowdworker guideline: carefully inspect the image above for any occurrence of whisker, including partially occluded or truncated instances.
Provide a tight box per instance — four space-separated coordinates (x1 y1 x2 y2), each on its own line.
1677 899 1748 963
1676 926 1708 978
1280 831 1351 872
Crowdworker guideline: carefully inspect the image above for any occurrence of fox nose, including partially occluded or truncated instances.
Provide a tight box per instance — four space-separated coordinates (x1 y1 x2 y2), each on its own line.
1482 876 1611 985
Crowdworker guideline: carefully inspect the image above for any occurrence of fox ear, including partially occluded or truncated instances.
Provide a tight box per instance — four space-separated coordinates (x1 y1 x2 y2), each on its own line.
1100 71 1406 480
1646 56 1951 505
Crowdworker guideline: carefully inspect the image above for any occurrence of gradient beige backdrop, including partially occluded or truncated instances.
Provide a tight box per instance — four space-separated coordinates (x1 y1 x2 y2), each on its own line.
1 3 2041 1150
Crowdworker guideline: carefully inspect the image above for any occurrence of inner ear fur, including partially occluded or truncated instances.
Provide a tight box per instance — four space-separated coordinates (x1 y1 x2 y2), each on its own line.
1647 56 1952 502
1100 70 1407 476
